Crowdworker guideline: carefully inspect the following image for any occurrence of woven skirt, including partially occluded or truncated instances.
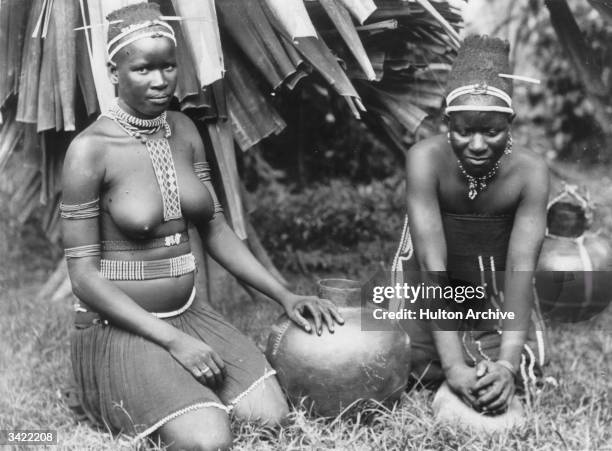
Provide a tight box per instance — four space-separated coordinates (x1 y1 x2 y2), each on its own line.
70 296 276 440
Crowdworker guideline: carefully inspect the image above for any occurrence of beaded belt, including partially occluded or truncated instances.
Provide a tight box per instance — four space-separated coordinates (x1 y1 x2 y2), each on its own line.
101 231 189 251
99 253 196 281
74 287 197 328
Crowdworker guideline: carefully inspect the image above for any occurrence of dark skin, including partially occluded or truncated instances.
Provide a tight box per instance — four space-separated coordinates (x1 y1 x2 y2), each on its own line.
405 95 549 413
62 36 344 389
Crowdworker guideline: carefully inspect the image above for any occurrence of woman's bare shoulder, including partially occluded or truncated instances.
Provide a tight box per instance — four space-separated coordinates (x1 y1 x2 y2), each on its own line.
512 149 549 179
167 110 198 134
405 134 448 174
166 110 205 159
507 149 549 197
63 120 113 176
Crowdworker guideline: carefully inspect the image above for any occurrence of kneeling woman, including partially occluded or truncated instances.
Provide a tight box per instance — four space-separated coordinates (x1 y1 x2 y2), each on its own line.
400 35 548 415
62 4 342 449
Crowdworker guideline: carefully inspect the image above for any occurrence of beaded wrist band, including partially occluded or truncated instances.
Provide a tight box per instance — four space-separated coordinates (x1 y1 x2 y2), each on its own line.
496 359 517 377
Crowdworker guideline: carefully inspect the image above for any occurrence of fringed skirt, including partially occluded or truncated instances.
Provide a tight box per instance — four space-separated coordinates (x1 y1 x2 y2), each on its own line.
70 296 276 440
403 306 548 390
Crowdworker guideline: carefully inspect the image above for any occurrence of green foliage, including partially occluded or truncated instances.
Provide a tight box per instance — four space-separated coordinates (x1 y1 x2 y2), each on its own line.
526 0 612 162
250 177 405 272
243 86 400 192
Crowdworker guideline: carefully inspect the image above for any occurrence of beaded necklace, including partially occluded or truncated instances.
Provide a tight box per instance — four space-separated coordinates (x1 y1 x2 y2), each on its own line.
106 100 182 221
456 158 501 200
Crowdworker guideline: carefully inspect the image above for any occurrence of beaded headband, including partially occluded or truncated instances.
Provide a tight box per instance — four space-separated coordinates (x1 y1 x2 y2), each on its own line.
444 82 514 115
107 19 177 63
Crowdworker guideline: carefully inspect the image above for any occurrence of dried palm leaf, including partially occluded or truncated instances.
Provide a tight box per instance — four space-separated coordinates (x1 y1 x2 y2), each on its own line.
37 15 58 131
16 0 45 124
155 0 209 112
319 0 376 80
0 112 24 173
207 120 247 239
171 0 224 87
413 0 460 47
225 45 286 151
75 19 99 116
52 0 77 131
337 0 377 24
11 170 41 223
0 0 30 109
216 0 301 90
264 0 317 39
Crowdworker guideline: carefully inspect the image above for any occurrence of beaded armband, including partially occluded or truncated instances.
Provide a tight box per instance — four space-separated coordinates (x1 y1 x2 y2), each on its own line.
60 199 100 219
193 162 224 216
64 244 101 259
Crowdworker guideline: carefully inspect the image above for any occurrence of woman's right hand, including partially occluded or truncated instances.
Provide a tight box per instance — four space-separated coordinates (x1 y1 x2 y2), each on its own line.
167 332 226 387
445 363 480 409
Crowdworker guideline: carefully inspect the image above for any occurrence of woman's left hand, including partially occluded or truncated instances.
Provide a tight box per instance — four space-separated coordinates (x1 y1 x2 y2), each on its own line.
472 360 516 414
282 295 344 335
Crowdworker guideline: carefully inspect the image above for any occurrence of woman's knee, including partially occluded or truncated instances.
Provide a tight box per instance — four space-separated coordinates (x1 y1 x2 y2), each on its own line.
232 377 290 425
159 406 233 451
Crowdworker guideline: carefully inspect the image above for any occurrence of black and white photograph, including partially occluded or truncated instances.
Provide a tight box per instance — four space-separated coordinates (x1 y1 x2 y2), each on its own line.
1 0 611 449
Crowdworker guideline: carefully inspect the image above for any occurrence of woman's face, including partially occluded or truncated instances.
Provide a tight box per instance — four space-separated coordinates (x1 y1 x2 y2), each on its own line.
447 94 513 177
110 36 178 118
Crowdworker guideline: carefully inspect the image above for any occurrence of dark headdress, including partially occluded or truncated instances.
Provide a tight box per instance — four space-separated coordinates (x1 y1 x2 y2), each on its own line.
106 2 176 63
444 35 514 115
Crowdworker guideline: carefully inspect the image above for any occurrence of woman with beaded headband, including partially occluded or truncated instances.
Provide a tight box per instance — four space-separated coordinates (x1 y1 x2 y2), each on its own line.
395 35 549 420
61 3 343 448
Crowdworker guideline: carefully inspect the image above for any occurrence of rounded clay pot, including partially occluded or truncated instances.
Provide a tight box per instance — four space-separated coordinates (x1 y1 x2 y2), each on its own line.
536 201 612 322
317 278 362 307
265 307 411 417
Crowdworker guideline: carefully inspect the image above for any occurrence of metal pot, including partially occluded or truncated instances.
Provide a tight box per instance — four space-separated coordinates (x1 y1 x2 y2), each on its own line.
536 189 612 322
536 231 612 322
265 306 411 416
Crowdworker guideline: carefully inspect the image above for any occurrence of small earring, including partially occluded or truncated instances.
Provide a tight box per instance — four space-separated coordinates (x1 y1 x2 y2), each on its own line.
447 132 451 143
504 133 513 155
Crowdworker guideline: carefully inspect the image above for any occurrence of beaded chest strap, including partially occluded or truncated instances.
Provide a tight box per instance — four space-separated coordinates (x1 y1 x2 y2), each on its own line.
105 101 182 222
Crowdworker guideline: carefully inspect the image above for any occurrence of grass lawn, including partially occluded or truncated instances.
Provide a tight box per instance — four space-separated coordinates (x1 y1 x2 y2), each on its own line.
1 166 611 450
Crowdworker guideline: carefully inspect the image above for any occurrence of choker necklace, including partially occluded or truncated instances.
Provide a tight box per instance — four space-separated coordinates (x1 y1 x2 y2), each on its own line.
457 158 502 200
107 100 171 141
105 100 181 221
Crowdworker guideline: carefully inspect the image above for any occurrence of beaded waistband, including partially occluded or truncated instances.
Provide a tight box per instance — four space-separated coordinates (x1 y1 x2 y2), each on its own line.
74 287 197 328
101 232 189 251
99 253 196 281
